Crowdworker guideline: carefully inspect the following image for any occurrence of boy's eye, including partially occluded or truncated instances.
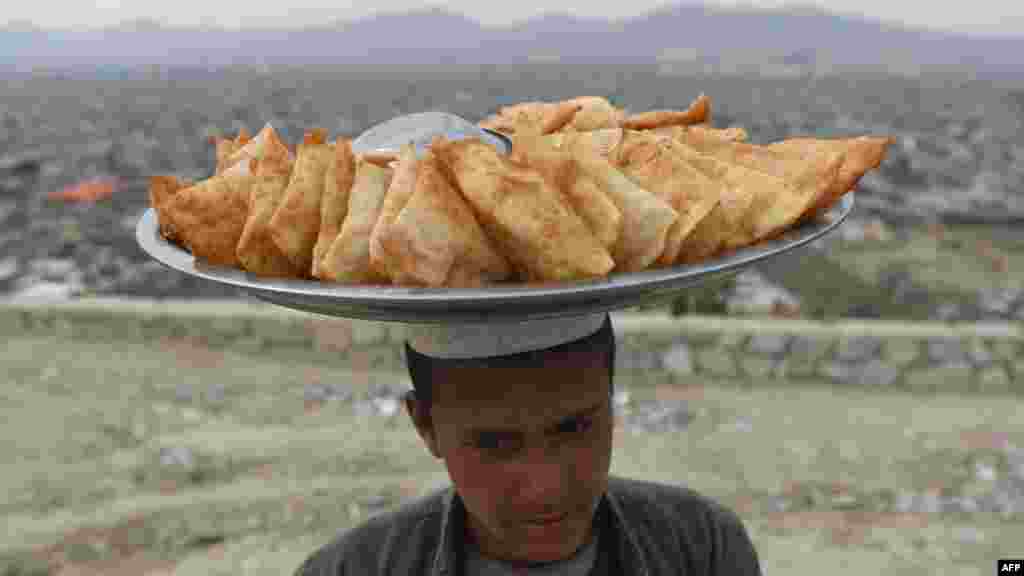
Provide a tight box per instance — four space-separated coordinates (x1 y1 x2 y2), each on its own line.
474 434 520 453
558 417 594 435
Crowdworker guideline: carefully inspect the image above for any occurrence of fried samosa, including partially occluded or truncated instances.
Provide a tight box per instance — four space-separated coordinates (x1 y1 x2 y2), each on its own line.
769 136 894 221
621 94 711 130
511 125 622 251
561 96 626 132
562 133 678 272
268 128 334 274
149 174 189 239
480 96 624 136
613 131 720 267
431 137 615 283
671 128 849 224
652 124 749 144
221 123 292 177
371 152 511 287
311 139 357 279
150 171 257 267
235 136 303 278
318 159 393 284
669 141 827 252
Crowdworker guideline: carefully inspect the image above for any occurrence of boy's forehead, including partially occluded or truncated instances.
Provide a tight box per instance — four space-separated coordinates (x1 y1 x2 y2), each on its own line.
430 360 609 426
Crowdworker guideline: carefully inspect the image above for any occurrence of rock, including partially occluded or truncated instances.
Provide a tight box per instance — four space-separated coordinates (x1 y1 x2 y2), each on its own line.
1011 462 1024 483
766 496 790 513
788 336 833 360
858 361 902 388
839 219 867 242
93 247 120 276
304 384 329 403
927 338 967 364
893 490 916 513
612 390 632 410
305 383 352 403
175 384 193 403
731 418 753 433
747 334 791 356
953 526 985 544
975 462 997 482
10 280 76 301
327 383 353 402
933 302 963 322
618 346 659 372
159 445 196 469
965 340 994 367
369 382 404 400
820 361 862 385
372 396 400 417
918 491 942 514
993 490 1019 518
630 401 695 432
835 337 883 363
353 399 377 418
0 257 18 282
30 258 76 281
978 287 1019 316
206 384 227 406
954 497 980 514
661 343 693 375
726 270 800 315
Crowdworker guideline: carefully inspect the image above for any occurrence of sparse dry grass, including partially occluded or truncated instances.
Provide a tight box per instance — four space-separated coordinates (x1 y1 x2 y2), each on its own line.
3 335 1023 575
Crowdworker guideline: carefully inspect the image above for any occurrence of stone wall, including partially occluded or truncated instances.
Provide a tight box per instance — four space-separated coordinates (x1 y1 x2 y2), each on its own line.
2 298 1021 395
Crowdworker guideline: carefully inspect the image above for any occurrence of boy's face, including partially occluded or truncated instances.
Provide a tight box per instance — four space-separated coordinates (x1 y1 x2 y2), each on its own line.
405 348 613 565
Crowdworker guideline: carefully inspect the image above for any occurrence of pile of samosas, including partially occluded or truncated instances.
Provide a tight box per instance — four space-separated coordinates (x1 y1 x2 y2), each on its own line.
149 94 893 287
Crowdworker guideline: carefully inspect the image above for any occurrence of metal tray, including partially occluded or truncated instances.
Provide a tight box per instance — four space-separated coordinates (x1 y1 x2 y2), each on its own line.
136 193 853 324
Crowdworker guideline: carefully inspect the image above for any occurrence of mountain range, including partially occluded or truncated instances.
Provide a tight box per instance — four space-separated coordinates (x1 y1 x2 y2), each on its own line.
3 3 1023 75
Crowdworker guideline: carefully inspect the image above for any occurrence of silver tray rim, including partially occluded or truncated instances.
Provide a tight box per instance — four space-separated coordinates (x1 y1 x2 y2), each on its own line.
136 194 853 323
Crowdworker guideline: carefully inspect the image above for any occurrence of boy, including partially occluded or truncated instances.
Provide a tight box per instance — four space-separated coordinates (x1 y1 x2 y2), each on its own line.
295 313 761 575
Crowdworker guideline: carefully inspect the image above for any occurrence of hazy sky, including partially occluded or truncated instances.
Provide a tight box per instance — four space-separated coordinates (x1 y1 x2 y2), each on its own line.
4 0 1023 37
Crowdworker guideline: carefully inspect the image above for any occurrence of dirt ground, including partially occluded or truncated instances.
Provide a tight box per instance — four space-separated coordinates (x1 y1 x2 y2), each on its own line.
2 334 1023 575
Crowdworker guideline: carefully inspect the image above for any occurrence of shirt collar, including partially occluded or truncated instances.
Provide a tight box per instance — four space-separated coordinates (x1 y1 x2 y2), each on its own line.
430 482 650 576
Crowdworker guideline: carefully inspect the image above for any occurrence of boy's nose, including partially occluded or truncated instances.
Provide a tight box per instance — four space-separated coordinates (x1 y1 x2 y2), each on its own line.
514 445 570 503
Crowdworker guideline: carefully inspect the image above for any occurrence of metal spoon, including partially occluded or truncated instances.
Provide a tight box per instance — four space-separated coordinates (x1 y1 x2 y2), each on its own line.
350 111 510 157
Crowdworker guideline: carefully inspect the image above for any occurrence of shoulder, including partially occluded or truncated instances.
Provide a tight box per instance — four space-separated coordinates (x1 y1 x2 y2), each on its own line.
293 488 450 576
607 476 762 575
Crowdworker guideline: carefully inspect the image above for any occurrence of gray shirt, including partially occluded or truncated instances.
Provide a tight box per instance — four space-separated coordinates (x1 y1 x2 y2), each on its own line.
463 519 599 576
293 475 763 576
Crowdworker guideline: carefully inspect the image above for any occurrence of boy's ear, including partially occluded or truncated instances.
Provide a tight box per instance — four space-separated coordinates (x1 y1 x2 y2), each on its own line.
404 391 441 459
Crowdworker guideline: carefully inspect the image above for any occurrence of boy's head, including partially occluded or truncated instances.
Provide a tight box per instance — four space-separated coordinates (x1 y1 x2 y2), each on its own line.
402 314 616 565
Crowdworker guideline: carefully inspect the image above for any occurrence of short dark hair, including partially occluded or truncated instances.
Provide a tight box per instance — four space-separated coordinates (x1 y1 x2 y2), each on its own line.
404 314 616 412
